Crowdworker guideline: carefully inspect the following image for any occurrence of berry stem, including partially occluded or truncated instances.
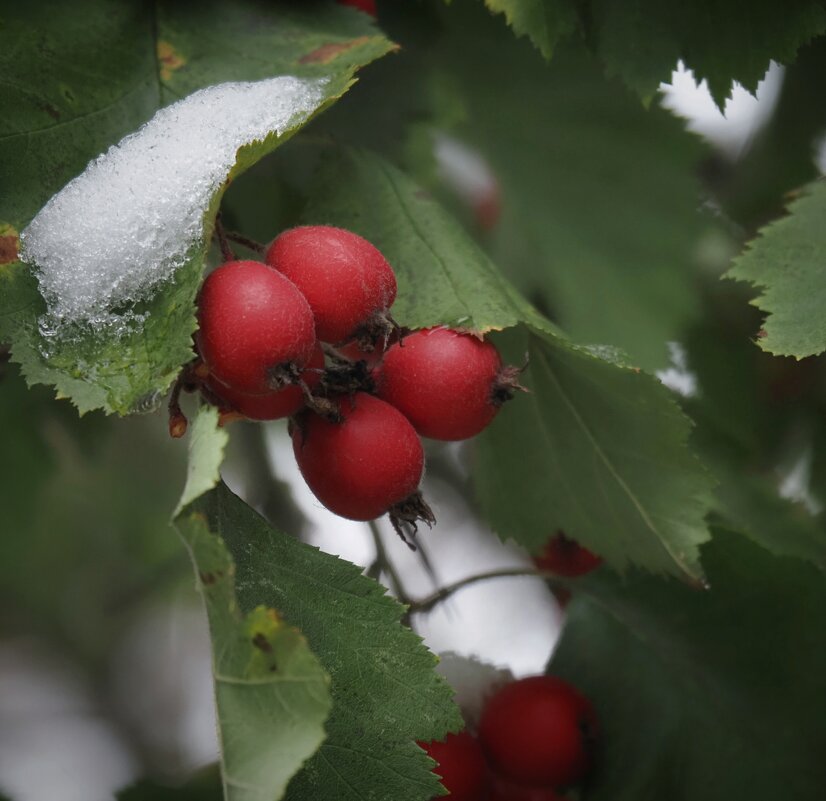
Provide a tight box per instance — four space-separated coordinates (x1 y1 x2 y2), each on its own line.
213 214 236 262
224 229 266 255
407 567 566 615
367 519 412 606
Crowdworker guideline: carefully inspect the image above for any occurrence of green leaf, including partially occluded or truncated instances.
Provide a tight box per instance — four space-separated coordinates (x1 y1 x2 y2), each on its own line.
118 766 222 800
477 0 826 107
433 2 707 371
551 529 826 800
727 179 826 358
709 458 826 570
0 2 160 232
482 0 579 58
157 0 393 103
0 400 188 663
0 1 394 415
475 326 714 581
175 405 229 517
677 314 826 572
0 363 63 535
304 146 552 334
187 482 462 801
304 145 714 580
175 501 332 801
591 0 826 107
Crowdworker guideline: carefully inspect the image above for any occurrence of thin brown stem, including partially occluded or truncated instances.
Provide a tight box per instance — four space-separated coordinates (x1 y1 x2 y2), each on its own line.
368 519 411 605
213 214 235 262
224 230 266 255
407 567 562 615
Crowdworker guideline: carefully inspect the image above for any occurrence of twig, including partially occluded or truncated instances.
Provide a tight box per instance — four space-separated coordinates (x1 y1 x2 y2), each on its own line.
368 519 411 605
224 230 266 255
407 567 561 615
213 214 235 262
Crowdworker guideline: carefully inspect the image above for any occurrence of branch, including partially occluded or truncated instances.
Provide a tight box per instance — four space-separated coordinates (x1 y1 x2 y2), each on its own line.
368 519 412 606
407 567 561 615
213 213 235 262
224 229 266 255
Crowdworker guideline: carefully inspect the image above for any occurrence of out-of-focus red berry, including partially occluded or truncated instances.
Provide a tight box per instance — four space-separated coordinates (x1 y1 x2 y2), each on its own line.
534 532 602 578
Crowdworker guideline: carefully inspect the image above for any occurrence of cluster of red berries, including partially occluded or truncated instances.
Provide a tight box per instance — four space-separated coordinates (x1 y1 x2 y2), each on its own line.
182 224 523 537
419 675 598 800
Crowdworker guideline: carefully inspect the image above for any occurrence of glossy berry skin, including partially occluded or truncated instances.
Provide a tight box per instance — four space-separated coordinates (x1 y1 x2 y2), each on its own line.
478 676 597 788
375 327 503 441
292 393 423 521
206 345 324 421
418 732 490 801
266 226 397 344
196 260 316 394
534 532 602 578
490 776 564 801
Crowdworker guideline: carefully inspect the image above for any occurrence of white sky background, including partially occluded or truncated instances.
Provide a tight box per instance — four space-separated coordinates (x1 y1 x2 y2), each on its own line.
0 62 805 800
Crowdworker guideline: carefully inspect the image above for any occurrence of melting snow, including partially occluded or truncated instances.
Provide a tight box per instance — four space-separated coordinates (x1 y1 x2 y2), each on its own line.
20 76 328 336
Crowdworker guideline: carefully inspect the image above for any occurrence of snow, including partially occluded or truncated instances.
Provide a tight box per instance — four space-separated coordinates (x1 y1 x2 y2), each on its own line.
19 76 328 337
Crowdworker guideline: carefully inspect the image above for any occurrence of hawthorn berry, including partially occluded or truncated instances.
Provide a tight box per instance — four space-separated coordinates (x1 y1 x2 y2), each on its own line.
375 327 523 441
418 731 490 801
291 393 431 527
205 345 324 421
478 676 597 788
265 226 397 345
534 532 602 578
196 260 316 395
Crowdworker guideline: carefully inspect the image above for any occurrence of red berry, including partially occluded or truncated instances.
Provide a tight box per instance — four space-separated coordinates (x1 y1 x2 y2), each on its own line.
336 0 377 14
292 393 424 521
478 676 597 788
375 327 516 441
265 226 397 344
490 776 565 801
418 731 490 801
196 260 316 395
205 345 324 421
534 532 602 578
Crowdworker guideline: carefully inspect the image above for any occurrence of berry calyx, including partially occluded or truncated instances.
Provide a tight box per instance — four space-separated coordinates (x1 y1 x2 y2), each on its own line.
334 330 399 368
291 393 430 526
205 345 325 421
534 532 602 578
196 260 316 395
265 226 397 345
375 327 523 441
418 731 490 801
478 676 597 788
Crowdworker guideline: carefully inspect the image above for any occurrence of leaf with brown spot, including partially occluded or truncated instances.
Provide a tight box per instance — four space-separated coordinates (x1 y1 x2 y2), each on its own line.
156 40 186 82
299 36 372 64
175 494 331 801
0 226 19 265
184 481 461 801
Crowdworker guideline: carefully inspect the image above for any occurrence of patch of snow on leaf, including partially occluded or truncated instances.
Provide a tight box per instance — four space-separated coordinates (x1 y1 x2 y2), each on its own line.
20 76 328 336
